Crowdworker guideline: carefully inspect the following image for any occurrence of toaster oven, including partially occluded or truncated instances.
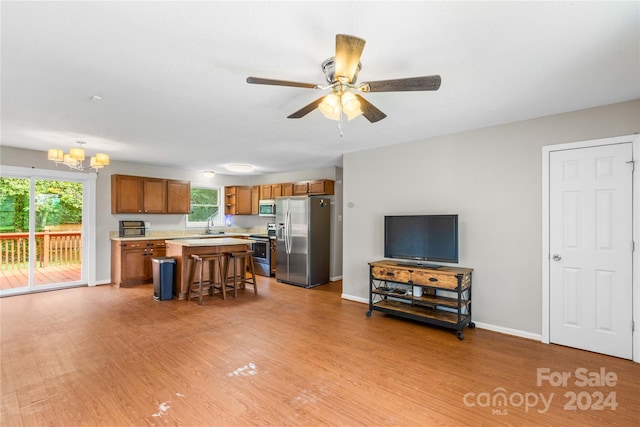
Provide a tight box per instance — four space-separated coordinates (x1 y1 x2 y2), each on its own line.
119 220 146 237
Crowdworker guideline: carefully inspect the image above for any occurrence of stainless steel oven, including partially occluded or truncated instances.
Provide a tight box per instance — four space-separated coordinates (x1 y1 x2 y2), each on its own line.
249 234 271 276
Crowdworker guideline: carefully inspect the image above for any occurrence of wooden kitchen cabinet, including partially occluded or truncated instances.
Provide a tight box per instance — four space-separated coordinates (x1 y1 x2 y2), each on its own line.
111 174 190 214
111 239 167 287
260 184 283 200
251 185 260 215
260 185 272 200
143 178 167 213
225 186 252 215
111 174 144 213
281 183 293 196
293 179 334 195
166 179 191 214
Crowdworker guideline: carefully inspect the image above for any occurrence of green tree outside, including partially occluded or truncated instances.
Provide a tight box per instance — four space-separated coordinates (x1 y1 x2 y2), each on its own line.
0 178 83 232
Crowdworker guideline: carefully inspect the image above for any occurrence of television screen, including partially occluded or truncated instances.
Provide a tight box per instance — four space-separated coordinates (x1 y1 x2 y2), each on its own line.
384 215 458 265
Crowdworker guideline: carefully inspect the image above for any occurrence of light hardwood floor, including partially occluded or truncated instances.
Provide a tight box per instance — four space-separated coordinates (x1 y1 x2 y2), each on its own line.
1 277 639 426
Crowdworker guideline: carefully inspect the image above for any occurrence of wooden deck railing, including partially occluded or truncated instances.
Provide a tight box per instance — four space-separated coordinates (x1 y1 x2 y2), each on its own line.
0 231 82 270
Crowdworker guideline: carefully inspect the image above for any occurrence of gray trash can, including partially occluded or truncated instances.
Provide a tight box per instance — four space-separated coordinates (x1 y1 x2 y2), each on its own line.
152 257 175 301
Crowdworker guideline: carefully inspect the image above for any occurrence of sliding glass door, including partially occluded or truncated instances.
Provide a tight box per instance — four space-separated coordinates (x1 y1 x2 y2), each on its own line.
0 169 92 295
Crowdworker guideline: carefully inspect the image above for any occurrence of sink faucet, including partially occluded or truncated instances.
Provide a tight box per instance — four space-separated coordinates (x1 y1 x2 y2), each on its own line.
205 215 215 234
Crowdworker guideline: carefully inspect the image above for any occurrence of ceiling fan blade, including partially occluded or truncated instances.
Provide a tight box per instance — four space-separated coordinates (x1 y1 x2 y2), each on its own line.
354 94 386 123
360 75 441 92
247 77 319 89
334 34 366 83
287 96 325 119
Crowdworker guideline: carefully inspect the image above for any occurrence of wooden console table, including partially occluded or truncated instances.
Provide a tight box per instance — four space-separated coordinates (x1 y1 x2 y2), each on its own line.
367 260 474 339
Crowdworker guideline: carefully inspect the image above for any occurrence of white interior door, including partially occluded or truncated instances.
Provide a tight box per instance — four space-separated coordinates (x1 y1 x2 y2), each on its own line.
549 143 633 359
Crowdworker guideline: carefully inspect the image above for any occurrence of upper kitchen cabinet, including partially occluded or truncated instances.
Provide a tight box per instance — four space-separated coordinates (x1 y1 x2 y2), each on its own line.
142 178 167 213
111 174 190 214
111 174 144 213
292 179 334 196
260 184 282 200
252 185 260 215
282 183 294 196
166 180 191 214
225 186 252 215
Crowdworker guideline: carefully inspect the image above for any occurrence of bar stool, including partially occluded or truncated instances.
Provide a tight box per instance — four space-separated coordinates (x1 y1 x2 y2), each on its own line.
223 250 258 297
187 253 225 305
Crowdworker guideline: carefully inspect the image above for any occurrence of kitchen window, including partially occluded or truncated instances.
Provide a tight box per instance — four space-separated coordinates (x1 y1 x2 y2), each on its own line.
186 186 221 228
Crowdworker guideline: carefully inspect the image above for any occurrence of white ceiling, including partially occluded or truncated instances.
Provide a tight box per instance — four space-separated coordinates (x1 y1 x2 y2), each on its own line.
2 1 638 175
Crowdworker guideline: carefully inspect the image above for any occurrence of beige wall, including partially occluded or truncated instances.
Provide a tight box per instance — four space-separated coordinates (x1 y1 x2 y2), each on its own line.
342 99 640 337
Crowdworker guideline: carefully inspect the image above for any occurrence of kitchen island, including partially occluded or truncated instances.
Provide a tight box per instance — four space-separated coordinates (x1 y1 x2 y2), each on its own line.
165 237 254 300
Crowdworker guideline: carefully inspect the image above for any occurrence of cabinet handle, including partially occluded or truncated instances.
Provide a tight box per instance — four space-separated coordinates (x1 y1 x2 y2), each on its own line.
429 277 438 282
386 272 394 276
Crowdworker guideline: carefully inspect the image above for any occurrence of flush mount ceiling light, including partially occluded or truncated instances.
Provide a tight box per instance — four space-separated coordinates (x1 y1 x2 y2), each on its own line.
226 164 254 173
48 141 109 172
203 170 215 177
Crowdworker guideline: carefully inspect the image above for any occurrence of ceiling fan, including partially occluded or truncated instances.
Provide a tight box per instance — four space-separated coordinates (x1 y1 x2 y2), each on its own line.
246 34 441 124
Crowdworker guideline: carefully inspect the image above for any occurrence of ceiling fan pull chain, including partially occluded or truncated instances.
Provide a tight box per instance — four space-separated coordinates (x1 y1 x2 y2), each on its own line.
338 99 344 137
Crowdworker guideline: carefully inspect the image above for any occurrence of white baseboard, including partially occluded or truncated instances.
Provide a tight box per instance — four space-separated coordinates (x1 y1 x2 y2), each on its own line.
340 294 543 342
472 321 542 342
330 275 343 282
341 293 369 304
91 279 112 286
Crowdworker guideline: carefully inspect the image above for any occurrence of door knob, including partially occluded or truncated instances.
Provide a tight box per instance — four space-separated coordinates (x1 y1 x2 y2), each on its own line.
552 254 562 261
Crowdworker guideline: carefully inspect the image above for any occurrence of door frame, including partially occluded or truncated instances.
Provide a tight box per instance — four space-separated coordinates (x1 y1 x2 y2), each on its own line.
0 166 97 296
542 134 639 362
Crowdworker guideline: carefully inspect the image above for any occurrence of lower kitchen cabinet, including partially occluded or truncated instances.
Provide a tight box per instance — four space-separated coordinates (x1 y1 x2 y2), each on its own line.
111 239 167 287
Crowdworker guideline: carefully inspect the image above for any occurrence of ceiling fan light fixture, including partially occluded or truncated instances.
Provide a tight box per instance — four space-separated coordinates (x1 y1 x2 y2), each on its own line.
226 163 254 173
319 93 341 120
341 91 362 120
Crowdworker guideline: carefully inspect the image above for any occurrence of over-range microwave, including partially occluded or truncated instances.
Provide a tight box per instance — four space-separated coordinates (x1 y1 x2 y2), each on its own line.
258 199 276 217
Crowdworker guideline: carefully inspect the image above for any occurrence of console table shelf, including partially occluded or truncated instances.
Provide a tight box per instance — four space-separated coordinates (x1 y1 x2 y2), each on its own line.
366 260 474 340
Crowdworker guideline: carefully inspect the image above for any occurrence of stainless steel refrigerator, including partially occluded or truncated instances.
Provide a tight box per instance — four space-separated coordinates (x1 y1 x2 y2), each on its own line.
275 196 330 287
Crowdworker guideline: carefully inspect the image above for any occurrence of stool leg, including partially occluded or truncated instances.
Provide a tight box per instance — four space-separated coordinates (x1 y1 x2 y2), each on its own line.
248 256 257 295
198 258 205 305
233 256 239 299
218 257 226 300
187 258 197 302
224 255 235 299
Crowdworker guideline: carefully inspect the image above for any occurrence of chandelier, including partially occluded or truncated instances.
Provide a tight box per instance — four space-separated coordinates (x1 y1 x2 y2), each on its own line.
48 141 109 172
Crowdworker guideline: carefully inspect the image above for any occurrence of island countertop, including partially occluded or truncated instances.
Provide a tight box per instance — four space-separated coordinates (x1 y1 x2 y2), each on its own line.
165 237 254 300
165 237 255 247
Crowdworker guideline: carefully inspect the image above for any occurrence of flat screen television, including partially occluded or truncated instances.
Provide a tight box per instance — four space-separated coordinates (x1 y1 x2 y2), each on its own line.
384 214 458 267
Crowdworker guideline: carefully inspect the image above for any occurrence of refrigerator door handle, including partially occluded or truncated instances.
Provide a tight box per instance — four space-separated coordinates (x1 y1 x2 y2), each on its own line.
285 208 292 254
